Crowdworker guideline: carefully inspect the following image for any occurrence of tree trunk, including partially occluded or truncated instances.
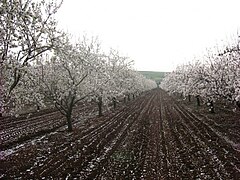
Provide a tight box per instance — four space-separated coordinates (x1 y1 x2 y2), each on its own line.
66 113 73 132
112 97 116 109
180 92 183 98
0 91 2 117
98 96 103 117
127 94 130 101
132 94 135 100
196 95 200 106
36 104 40 111
9 68 21 95
66 97 75 132
0 63 3 117
188 94 191 102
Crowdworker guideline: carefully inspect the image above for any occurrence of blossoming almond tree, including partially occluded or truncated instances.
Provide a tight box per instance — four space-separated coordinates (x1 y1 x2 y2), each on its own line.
0 0 62 116
87 48 157 116
89 48 133 116
28 35 98 131
161 34 240 112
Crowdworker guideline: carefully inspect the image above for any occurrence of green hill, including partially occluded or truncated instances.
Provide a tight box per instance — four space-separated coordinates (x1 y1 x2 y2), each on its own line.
138 71 167 84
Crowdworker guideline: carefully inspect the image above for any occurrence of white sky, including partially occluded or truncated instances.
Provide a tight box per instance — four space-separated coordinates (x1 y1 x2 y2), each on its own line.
55 0 240 72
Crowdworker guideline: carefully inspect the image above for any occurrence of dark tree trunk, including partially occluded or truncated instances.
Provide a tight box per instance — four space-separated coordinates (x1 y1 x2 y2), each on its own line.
55 96 75 132
132 94 135 100
9 69 21 95
180 92 183 98
188 94 191 102
196 95 200 106
127 94 130 101
98 96 103 117
36 104 40 111
112 97 116 109
0 63 3 118
66 113 73 132
66 97 75 132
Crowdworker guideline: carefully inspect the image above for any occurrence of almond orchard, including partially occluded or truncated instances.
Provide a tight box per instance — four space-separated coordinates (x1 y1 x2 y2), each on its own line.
1 0 240 179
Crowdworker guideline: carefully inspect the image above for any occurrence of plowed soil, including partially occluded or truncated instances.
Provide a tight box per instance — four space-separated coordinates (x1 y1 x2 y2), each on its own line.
1 89 240 179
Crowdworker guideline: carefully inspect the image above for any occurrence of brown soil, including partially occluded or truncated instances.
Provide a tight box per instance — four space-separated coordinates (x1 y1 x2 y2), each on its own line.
0 89 239 179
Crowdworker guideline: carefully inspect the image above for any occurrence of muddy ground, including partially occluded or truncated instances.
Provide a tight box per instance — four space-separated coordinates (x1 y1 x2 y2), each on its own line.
0 89 239 179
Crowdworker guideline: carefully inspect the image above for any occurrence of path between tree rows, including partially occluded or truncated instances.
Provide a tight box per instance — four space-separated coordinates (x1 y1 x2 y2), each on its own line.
1 89 240 179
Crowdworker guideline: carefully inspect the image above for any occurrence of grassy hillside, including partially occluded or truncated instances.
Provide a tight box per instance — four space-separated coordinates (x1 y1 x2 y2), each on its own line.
138 71 167 84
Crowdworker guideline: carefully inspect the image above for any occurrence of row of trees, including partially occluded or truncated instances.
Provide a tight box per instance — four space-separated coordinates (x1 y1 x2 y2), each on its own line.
161 36 240 112
1 0 156 131
1 0 63 116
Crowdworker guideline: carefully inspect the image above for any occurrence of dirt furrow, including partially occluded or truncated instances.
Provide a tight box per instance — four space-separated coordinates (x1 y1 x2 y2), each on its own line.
174 102 240 179
33 92 153 178
95 90 156 179
1 89 240 179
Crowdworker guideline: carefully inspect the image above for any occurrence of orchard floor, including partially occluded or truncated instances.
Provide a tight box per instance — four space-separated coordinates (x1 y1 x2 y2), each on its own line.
0 89 240 179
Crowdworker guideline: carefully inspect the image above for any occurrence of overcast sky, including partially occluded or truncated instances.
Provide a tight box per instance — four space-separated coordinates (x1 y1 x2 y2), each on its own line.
55 0 240 72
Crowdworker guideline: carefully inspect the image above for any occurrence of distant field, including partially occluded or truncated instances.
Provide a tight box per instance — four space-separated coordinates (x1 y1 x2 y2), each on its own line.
138 71 167 83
